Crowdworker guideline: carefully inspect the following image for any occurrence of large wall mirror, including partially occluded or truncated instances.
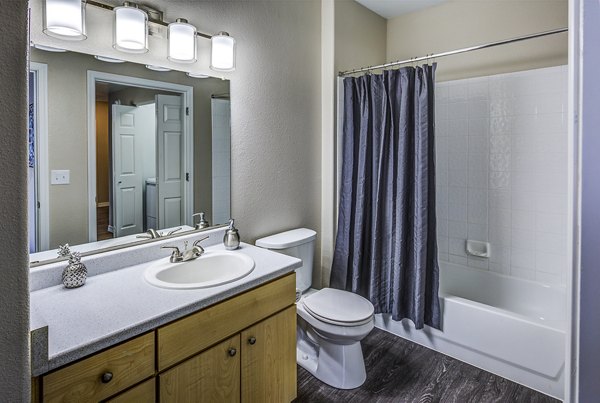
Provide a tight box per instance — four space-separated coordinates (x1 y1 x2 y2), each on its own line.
28 47 231 264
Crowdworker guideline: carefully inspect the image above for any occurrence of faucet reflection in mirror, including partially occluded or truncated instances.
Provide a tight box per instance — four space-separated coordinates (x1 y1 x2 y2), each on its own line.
43 0 236 71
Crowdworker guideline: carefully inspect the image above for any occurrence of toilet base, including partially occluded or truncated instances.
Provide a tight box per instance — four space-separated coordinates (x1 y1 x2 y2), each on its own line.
297 332 367 390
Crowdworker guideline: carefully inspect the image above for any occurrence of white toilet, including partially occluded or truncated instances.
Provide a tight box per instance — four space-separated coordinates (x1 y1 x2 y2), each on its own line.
256 228 375 389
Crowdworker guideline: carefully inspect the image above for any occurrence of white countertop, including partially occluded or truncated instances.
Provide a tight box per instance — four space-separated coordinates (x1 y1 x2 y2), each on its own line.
30 242 301 376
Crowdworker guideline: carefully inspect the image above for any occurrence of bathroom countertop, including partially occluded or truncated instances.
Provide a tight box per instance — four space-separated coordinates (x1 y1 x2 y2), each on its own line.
29 242 301 376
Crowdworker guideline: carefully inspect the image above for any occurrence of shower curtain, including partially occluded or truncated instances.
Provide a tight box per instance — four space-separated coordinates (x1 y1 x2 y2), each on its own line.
331 65 441 330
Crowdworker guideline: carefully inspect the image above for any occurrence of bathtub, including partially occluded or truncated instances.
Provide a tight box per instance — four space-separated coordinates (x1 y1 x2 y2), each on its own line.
374 261 566 400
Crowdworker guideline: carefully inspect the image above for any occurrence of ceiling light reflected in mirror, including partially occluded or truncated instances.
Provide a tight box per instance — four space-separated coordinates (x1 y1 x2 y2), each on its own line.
95 55 126 63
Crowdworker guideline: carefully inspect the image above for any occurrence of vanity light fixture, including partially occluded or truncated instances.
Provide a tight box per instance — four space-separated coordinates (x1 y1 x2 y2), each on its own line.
168 19 197 63
94 55 126 63
146 65 172 72
43 0 86 40
113 2 148 54
210 32 236 72
40 0 237 71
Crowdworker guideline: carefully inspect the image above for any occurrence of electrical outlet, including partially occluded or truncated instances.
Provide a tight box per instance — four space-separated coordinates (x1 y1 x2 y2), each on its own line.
51 170 70 185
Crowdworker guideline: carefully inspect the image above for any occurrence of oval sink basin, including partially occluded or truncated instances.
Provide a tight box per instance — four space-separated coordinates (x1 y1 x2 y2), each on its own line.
144 251 255 289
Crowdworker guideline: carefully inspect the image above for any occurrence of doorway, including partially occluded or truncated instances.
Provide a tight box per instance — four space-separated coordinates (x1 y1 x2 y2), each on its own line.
88 71 193 242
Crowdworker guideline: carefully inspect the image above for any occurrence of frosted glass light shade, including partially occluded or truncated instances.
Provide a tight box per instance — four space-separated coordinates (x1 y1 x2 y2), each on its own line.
210 32 236 72
43 0 86 40
113 4 148 53
168 19 197 63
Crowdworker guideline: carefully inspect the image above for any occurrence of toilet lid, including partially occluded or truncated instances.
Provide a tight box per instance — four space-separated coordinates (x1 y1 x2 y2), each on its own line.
302 288 374 325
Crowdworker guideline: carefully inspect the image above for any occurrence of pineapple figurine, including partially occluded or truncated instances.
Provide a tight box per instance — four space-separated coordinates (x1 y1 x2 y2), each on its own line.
58 244 87 288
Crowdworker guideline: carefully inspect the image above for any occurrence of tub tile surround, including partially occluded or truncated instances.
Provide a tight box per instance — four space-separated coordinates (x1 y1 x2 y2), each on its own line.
29 226 302 375
435 65 569 287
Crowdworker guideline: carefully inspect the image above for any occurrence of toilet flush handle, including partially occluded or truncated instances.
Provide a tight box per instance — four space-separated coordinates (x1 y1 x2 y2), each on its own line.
248 336 256 345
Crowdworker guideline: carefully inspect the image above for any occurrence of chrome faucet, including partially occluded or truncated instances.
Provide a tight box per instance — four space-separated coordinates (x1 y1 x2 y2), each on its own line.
137 227 182 239
162 236 210 263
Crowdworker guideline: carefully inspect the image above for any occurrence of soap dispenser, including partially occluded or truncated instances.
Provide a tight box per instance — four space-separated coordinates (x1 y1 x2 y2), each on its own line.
193 212 210 230
223 219 240 250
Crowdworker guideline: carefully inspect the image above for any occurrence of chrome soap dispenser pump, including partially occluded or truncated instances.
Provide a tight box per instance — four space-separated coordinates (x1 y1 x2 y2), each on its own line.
223 219 240 250
193 212 210 229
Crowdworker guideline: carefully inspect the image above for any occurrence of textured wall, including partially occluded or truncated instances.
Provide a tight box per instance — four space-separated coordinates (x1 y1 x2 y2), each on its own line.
0 0 30 399
386 0 568 82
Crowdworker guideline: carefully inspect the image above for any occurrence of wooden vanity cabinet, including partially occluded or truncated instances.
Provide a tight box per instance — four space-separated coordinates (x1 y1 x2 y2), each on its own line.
34 273 297 403
160 305 297 403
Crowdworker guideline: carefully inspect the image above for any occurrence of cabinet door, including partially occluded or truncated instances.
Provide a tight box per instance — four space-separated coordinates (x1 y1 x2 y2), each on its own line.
241 306 297 403
160 335 240 403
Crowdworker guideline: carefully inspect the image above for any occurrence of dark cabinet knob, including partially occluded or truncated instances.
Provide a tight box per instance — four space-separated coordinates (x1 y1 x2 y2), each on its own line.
228 348 237 357
101 372 113 383
248 336 256 345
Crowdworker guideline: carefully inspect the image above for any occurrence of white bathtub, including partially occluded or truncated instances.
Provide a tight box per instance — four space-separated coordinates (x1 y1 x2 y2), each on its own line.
374 261 566 400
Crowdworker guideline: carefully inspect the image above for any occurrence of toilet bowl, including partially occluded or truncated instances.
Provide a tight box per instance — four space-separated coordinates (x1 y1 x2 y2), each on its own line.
256 229 374 389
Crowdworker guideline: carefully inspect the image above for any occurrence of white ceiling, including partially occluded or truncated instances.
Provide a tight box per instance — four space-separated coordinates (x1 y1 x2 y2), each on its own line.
355 0 447 19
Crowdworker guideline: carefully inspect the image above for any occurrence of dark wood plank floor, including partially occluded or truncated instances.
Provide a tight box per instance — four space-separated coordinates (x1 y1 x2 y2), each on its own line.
295 328 560 403
96 206 113 241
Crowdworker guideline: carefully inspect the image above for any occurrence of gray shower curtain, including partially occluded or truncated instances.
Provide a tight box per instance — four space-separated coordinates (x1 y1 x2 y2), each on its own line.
331 65 441 330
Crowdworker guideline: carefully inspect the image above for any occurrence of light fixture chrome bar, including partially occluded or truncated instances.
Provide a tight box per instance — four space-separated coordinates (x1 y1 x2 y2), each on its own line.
338 27 568 77
85 0 213 39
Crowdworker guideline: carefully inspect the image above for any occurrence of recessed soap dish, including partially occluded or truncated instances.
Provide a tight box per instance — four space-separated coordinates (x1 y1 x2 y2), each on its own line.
466 240 490 258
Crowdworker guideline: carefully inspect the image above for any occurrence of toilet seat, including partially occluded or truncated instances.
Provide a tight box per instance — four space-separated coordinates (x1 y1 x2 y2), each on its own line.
302 288 374 327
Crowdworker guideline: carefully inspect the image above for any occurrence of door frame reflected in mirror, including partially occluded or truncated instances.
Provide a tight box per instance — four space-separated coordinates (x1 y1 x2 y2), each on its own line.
29 62 50 252
87 71 194 242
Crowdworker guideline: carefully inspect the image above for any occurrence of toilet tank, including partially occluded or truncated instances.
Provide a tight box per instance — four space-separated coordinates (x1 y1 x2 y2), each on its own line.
255 228 317 292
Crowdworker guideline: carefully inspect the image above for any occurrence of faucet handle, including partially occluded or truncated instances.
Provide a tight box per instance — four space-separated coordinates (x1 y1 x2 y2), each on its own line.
165 227 182 236
162 245 183 262
193 236 210 247
161 245 181 255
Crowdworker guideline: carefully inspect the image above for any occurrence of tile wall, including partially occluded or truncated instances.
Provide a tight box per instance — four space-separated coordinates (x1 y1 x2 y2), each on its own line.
211 98 232 225
435 65 568 286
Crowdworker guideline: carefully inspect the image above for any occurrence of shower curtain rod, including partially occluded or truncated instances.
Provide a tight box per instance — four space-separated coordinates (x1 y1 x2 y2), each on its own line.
338 27 568 77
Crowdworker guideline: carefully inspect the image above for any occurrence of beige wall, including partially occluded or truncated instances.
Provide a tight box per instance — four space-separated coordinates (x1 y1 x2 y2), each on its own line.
318 0 387 288
386 0 568 81
335 0 387 73
0 0 30 399
31 49 228 248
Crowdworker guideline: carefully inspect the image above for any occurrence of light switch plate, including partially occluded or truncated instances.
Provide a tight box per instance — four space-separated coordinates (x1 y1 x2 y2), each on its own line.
51 170 70 185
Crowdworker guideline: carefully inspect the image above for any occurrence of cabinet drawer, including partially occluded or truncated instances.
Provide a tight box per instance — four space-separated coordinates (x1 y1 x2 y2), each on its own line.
43 333 155 403
158 273 295 370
